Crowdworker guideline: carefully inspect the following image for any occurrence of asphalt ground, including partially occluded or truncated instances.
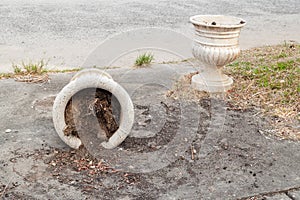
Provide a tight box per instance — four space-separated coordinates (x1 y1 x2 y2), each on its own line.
0 0 299 72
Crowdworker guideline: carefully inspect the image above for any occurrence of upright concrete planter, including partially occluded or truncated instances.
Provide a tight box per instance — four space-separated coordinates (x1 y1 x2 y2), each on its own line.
190 15 246 92
52 69 134 149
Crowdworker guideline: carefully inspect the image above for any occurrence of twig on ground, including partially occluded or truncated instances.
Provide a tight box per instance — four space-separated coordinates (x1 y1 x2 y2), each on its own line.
191 145 195 160
0 177 13 198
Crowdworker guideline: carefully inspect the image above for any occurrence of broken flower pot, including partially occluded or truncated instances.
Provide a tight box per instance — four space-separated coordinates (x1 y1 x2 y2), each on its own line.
190 15 246 92
52 68 134 149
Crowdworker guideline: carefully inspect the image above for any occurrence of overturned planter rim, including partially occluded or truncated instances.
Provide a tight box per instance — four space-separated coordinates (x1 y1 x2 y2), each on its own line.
190 15 246 28
52 68 134 149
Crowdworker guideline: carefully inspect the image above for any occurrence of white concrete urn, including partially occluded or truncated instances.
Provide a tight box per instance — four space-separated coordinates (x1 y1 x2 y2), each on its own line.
190 15 246 92
52 69 134 149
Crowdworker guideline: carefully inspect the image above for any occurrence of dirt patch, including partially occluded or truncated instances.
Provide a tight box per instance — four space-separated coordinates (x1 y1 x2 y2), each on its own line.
32 95 56 112
119 101 180 152
63 88 119 139
6 101 283 199
44 147 180 198
166 44 299 140
166 72 209 101
14 74 49 83
224 43 300 140
36 97 211 199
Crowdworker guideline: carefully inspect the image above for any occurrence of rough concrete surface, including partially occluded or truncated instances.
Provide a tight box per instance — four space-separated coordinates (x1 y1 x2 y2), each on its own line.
0 0 300 72
1 1 300 199
265 194 292 200
287 190 300 200
0 63 300 199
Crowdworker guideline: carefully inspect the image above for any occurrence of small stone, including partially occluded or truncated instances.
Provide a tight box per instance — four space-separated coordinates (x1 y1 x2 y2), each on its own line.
220 138 229 150
148 141 156 148
138 122 147 127
52 172 59 176
5 129 11 133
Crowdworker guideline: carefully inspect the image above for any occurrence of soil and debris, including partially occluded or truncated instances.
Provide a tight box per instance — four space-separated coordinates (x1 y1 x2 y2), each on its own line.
14 74 49 83
118 101 181 152
63 88 119 140
166 71 210 101
45 146 141 194
224 43 300 140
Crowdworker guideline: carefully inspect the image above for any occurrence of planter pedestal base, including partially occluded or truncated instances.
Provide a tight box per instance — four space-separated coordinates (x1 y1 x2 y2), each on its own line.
191 73 233 93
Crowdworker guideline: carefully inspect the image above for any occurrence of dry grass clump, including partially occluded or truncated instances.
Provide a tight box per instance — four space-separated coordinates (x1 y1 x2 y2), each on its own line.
12 60 49 83
166 72 209 102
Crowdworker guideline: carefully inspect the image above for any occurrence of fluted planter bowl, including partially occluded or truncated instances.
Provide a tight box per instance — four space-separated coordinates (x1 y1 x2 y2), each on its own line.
190 15 246 92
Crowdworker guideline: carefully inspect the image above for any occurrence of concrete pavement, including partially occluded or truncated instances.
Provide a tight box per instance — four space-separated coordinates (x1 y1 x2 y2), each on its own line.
0 0 300 72
0 63 300 199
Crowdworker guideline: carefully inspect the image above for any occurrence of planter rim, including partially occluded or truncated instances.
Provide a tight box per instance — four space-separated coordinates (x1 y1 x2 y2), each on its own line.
190 15 246 28
52 69 134 149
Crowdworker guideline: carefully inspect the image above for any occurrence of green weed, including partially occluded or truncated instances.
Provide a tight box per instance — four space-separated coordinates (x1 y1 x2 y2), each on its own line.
135 53 154 67
12 59 47 75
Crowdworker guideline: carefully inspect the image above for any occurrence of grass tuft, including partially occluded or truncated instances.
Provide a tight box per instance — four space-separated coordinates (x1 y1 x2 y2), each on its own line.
0 73 14 79
12 60 47 75
135 53 154 67
8 60 49 83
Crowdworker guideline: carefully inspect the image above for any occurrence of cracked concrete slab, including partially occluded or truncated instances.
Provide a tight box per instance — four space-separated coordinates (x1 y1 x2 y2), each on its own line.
0 63 300 199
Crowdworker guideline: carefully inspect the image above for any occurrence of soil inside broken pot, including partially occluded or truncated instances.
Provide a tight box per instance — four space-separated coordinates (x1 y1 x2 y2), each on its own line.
63 88 119 140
